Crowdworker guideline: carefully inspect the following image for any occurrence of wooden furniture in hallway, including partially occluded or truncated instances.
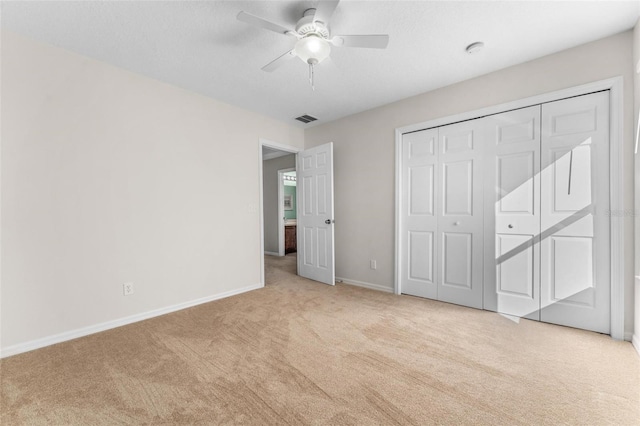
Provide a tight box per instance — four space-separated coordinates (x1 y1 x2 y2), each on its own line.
285 225 296 254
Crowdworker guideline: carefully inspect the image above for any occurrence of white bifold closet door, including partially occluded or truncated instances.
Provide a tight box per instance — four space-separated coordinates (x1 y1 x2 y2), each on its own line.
400 128 439 299
483 105 542 320
400 120 484 309
400 90 611 334
539 92 610 333
437 120 484 308
484 91 610 333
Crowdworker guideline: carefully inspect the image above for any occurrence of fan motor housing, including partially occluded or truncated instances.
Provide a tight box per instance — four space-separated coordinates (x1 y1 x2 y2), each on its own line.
296 9 330 38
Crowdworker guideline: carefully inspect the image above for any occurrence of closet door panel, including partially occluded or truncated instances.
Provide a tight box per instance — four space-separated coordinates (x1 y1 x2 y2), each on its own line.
496 233 534 297
443 160 473 215
483 106 541 318
540 91 610 334
409 231 434 283
437 120 483 309
401 129 439 298
442 232 472 288
409 165 434 215
497 151 535 214
548 236 594 305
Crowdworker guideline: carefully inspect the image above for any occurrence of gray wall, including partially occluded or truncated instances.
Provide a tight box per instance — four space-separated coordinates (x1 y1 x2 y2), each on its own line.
262 155 296 254
305 31 636 338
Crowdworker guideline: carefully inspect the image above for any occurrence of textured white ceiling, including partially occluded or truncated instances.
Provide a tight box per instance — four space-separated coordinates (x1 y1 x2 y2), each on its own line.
3 1 639 128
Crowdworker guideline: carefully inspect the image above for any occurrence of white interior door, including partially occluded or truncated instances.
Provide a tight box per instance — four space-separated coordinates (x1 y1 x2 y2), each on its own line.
400 129 439 298
484 106 541 319
436 119 484 309
539 91 610 333
297 143 335 285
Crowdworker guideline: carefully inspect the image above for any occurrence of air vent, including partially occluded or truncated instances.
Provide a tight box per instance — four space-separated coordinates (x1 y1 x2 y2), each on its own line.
295 114 318 124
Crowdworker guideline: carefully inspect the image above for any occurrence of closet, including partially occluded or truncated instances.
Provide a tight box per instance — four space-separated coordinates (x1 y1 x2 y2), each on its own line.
398 90 611 334
400 116 485 309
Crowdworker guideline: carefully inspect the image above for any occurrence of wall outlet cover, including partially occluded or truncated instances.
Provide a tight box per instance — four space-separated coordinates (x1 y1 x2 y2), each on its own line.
123 282 134 296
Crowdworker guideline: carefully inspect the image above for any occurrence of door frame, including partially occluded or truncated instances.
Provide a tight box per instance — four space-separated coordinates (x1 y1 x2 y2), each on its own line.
394 76 625 340
259 138 300 287
277 167 296 256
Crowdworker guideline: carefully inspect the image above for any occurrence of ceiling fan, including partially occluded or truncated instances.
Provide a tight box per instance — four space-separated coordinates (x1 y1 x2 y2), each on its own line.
237 0 389 89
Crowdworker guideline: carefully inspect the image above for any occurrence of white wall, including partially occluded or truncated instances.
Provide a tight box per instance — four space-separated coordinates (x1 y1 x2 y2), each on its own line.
0 31 304 355
262 154 295 254
633 19 640 352
305 31 636 338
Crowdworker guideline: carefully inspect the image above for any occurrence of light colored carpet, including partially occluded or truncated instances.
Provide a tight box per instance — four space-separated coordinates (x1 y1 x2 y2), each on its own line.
1 253 639 425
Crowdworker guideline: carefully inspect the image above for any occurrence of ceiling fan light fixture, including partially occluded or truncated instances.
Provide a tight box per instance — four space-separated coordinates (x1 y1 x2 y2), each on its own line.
237 0 389 90
295 35 331 65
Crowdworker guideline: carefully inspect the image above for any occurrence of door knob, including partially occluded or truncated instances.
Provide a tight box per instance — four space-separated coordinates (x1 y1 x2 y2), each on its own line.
325 219 333 225
454 221 460 226
508 224 514 229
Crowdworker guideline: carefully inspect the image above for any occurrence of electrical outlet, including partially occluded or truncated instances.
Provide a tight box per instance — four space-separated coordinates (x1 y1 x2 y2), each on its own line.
123 282 134 296
370 260 377 270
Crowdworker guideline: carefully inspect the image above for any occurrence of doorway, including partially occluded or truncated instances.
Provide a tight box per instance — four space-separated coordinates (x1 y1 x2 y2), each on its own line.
279 169 297 256
259 139 336 288
259 140 300 286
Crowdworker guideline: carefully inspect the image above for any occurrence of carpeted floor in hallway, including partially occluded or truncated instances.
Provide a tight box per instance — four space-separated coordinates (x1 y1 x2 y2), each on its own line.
1 253 639 425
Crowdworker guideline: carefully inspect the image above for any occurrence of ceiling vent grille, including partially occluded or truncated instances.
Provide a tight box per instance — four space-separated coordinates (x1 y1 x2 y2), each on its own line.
295 114 318 124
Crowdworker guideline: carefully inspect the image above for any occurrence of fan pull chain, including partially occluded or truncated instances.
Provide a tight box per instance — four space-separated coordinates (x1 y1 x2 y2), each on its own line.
308 63 315 91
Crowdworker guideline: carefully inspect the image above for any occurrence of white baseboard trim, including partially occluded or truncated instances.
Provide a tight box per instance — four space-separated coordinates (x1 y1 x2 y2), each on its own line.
0 283 263 359
336 277 393 293
264 251 280 256
632 334 640 357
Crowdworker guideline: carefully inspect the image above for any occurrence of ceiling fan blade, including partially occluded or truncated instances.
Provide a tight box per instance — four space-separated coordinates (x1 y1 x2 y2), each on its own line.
262 49 297 72
237 11 294 36
313 0 340 25
331 34 389 49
